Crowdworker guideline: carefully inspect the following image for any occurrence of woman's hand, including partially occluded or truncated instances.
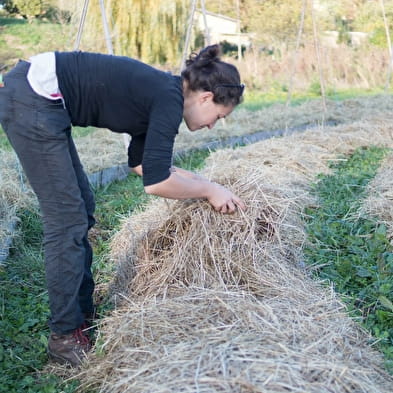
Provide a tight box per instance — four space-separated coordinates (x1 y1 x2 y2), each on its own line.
144 169 245 214
206 182 246 214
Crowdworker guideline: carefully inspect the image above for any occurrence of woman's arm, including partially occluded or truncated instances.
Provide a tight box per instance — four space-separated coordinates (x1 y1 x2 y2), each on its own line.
145 171 245 214
130 165 143 176
169 166 210 182
131 164 245 214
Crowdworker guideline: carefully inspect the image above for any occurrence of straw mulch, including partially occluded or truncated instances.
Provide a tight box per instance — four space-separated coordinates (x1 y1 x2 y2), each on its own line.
79 289 391 393
174 94 393 151
361 152 393 241
74 94 393 173
75 120 393 393
0 150 35 260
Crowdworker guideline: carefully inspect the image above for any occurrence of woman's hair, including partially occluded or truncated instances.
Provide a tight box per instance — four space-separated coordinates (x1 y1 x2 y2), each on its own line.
181 44 244 107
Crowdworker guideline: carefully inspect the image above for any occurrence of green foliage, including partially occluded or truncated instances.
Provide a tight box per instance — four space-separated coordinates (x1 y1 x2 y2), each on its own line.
304 146 393 371
0 208 81 393
0 126 12 150
1 0 18 14
84 0 189 64
0 16 72 71
369 27 393 48
4 0 45 19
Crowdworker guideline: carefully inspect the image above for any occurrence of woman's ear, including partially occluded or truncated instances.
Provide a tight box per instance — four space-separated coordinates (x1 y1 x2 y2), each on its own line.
198 91 214 104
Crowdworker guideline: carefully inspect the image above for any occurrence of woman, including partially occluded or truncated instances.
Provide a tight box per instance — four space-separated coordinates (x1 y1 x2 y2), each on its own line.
0 44 245 366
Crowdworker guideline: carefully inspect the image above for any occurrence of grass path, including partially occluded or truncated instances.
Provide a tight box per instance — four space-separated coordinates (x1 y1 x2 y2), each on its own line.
304 146 393 371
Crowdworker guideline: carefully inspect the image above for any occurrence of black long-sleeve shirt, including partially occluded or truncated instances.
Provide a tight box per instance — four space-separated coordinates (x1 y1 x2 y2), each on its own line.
55 51 183 186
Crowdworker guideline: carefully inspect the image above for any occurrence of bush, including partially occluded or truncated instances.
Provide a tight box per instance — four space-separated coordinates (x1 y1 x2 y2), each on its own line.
2 0 47 20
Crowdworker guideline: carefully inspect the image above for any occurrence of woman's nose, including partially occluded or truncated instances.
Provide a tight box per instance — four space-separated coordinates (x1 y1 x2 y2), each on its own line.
207 119 217 129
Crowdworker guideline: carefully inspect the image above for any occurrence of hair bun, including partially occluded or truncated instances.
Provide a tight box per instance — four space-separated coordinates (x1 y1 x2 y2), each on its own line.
185 44 221 68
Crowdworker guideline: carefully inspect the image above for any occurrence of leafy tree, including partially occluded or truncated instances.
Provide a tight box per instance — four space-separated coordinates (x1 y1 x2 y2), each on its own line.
83 0 189 65
243 0 313 48
1 0 19 14
353 0 393 47
10 0 45 19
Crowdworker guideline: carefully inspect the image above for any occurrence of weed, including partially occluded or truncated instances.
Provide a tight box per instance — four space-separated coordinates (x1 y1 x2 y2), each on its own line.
304 146 393 372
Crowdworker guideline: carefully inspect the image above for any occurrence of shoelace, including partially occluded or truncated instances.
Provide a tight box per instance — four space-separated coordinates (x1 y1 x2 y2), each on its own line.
72 328 90 346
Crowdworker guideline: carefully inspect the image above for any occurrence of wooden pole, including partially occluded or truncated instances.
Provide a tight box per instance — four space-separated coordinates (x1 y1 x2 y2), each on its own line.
98 0 129 149
286 0 307 107
380 0 393 91
310 0 327 116
236 0 242 61
180 0 198 72
99 0 114 55
74 0 90 50
200 0 211 46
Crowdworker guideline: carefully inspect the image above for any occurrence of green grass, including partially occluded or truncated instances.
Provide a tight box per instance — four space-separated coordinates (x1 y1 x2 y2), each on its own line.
0 16 72 68
241 86 389 111
304 146 393 372
0 150 209 392
0 208 80 393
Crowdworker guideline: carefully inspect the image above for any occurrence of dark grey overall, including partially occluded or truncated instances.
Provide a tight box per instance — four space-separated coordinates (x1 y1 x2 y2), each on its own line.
0 61 95 334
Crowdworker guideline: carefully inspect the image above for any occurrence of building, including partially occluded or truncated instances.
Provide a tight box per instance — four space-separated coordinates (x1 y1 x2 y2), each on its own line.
195 9 252 48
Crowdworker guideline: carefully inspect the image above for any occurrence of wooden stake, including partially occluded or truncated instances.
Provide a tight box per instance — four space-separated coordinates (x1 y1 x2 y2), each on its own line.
74 0 90 50
200 0 211 46
380 0 393 91
310 0 327 117
180 0 197 72
286 0 307 107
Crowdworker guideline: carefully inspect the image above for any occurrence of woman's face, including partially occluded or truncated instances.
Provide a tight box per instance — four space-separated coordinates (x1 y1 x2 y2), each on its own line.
183 90 234 131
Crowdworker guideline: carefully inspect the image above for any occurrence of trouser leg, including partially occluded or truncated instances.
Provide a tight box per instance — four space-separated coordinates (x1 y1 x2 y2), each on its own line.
67 136 96 315
0 62 94 334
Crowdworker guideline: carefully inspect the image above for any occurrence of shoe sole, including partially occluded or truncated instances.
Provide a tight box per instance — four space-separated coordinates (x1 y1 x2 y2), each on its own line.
47 349 82 367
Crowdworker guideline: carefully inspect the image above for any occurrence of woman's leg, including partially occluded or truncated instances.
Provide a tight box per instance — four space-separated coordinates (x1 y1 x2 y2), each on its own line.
2 62 90 335
67 135 96 318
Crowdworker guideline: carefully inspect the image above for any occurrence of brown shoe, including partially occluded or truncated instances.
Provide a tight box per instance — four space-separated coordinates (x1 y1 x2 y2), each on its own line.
48 327 91 366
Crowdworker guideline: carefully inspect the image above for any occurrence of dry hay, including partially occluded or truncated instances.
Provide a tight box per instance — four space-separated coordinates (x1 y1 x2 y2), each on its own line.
0 150 35 259
110 174 308 299
74 119 393 392
73 129 127 173
174 94 393 151
78 290 392 393
361 152 393 241
74 95 393 173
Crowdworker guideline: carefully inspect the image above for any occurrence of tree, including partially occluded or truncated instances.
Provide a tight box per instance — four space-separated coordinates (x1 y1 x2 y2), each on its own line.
83 0 189 65
7 0 46 19
352 0 393 47
242 0 313 48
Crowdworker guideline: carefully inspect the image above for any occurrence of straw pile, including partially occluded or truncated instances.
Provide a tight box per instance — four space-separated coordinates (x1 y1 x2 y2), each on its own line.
74 94 393 173
0 150 35 261
79 289 391 393
76 120 393 392
362 152 393 241
173 94 393 151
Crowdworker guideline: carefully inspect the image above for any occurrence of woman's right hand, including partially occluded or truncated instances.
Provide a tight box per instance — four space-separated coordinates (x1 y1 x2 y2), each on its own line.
207 182 246 214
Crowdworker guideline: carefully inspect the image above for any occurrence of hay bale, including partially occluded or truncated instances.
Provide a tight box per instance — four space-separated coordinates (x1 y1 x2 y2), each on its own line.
76 119 393 392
